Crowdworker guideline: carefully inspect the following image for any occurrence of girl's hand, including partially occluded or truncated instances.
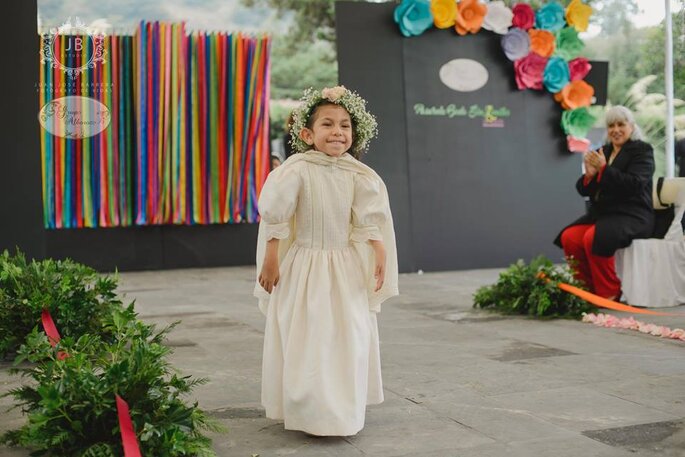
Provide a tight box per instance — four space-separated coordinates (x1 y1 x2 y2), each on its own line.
259 258 280 293
369 240 386 292
259 239 280 293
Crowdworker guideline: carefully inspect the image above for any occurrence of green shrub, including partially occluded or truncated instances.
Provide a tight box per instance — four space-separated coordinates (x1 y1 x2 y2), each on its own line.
473 256 593 318
2 306 220 456
0 250 123 359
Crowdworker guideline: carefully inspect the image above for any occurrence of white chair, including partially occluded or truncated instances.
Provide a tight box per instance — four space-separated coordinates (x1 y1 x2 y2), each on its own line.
615 178 685 308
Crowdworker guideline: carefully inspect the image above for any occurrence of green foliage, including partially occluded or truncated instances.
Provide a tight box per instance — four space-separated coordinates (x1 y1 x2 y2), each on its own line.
584 6 685 176
0 250 124 359
473 256 593 318
270 39 338 100
243 0 337 43
1 307 221 457
618 75 685 177
584 7 685 105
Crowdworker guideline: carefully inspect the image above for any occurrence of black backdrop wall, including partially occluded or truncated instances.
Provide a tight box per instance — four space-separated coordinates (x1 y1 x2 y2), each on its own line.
336 1 601 272
0 1 258 272
2 2 44 262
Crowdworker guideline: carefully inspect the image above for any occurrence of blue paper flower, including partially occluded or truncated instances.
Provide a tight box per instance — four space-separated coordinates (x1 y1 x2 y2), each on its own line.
543 57 570 93
501 28 530 61
535 2 566 32
394 0 434 37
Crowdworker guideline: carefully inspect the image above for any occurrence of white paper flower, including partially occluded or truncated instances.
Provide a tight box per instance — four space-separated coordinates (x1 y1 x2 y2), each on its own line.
482 1 513 35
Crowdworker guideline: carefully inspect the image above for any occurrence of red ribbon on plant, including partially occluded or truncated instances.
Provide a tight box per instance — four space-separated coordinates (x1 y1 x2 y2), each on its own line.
41 309 61 345
40 309 69 360
116 394 143 457
41 310 142 454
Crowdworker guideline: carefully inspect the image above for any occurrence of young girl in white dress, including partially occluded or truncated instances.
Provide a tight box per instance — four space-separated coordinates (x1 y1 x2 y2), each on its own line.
253 86 399 436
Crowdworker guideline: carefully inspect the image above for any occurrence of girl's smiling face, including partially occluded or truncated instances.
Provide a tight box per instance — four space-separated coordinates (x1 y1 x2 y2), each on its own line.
300 104 353 157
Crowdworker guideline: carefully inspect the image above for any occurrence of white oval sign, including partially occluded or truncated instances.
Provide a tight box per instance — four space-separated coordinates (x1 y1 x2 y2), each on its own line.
439 59 489 92
38 96 111 139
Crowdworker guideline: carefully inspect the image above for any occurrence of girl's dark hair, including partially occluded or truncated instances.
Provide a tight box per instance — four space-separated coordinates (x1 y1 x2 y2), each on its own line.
305 101 360 159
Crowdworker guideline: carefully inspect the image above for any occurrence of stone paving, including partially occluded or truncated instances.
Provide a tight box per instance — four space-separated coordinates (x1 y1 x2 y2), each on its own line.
1 266 684 456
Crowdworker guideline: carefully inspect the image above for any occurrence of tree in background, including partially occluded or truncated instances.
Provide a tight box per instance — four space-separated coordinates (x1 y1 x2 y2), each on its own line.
584 4 685 176
242 0 339 143
251 0 683 160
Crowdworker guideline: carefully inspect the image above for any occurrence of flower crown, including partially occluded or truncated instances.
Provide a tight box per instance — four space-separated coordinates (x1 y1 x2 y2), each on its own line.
290 86 378 155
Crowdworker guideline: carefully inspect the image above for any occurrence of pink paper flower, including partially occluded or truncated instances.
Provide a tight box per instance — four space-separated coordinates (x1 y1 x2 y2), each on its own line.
567 135 590 153
511 3 535 30
622 317 639 330
568 57 592 81
582 314 685 342
649 326 667 337
670 328 685 339
514 52 548 90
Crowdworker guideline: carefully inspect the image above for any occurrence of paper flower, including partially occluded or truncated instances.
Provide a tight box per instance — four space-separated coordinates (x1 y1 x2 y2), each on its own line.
455 0 487 36
568 57 592 81
529 29 556 57
514 52 548 90
501 28 530 61
555 26 585 60
394 0 434 37
561 106 596 137
535 2 566 32
583 313 685 342
543 57 570 92
670 328 685 339
511 3 535 30
554 79 594 109
565 0 592 32
430 0 457 29
567 135 590 153
482 1 513 35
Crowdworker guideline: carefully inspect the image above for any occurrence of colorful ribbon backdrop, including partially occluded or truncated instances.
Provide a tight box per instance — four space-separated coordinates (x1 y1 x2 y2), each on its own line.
39 22 271 229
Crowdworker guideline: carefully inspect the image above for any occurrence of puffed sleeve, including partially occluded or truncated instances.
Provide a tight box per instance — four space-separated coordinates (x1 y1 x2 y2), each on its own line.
258 164 302 240
349 171 399 313
351 173 388 243
254 164 302 316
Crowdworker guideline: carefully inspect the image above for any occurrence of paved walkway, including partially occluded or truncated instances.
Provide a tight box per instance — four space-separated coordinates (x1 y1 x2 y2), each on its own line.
1 266 684 456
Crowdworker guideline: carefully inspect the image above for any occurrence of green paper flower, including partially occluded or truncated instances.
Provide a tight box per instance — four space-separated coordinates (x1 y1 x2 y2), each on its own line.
555 27 585 61
561 107 596 138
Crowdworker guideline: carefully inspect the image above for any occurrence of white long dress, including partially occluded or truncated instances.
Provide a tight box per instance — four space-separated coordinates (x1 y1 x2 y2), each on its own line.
254 150 398 436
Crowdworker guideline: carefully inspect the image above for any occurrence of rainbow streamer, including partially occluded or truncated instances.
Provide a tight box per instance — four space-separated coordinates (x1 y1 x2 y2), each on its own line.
38 22 271 228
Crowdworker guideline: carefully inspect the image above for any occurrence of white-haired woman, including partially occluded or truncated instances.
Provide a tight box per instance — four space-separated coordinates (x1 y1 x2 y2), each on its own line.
555 105 654 300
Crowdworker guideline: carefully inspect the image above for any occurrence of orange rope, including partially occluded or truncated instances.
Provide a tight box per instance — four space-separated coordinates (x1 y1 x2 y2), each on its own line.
538 273 685 317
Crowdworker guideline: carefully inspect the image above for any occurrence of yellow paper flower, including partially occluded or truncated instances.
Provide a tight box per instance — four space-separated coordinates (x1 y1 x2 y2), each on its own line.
565 0 592 32
431 0 457 29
